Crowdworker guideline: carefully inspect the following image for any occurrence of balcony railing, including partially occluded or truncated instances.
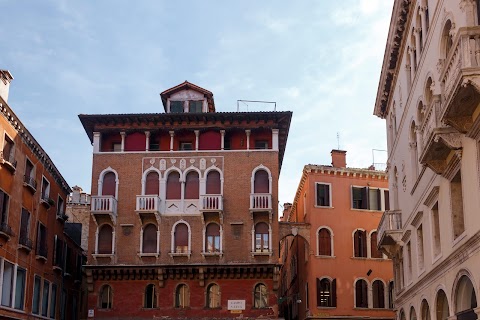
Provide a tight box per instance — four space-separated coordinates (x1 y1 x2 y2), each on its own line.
0 150 17 172
91 196 117 224
378 210 402 245
200 195 223 212
23 175 37 192
56 210 69 222
19 236 33 251
136 195 161 213
250 193 272 211
36 245 48 260
0 222 14 239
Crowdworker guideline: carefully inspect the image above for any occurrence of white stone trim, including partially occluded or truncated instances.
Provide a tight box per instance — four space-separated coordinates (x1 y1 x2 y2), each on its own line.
97 167 119 199
250 164 273 194
315 226 334 257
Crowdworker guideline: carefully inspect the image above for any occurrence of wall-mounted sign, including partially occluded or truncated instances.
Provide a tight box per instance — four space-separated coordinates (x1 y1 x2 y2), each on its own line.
88 309 94 318
228 300 246 310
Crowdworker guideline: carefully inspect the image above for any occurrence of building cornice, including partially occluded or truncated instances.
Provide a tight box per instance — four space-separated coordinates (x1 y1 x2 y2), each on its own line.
0 96 71 194
374 0 413 119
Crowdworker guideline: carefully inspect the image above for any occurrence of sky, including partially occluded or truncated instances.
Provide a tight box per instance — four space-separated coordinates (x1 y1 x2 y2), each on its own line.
1 0 393 211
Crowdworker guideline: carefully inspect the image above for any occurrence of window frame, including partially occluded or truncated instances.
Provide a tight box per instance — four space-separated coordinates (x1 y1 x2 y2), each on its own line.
141 223 158 255
175 284 190 308
316 226 334 257
206 283 221 309
169 101 184 113
41 176 51 201
351 186 389 211
99 284 113 309
353 229 367 258
144 283 157 309
354 278 369 308
315 183 332 208
188 100 203 113
316 277 336 308
253 283 268 309
253 222 271 254
204 223 221 254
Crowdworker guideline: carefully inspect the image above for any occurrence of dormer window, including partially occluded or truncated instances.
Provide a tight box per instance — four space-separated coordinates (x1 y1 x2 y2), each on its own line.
188 100 203 113
170 101 184 113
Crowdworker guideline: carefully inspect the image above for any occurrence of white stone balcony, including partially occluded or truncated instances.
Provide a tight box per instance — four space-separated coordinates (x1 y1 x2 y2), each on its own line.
91 195 117 224
250 193 272 212
199 195 223 212
377 210 402 257
136 195 161 222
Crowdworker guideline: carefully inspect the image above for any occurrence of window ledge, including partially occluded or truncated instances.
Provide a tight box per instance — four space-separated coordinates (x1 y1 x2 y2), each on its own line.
92 253 115 261
169 252 191 258
314 205 334 209
251 251 272 257
138 253 159 258
351 208 383 213
351 256 368 260
201 252 223 257
315 255 335 259
316 306 336 309
35 255 47 262
432 253 443 265
452 231 467 247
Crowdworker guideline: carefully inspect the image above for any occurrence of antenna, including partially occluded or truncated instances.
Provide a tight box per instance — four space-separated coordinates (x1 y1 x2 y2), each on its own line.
337 132 340 150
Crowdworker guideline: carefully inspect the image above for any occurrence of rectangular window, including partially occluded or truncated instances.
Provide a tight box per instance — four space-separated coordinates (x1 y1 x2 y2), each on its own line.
19 208 30 243
352 186 385 211
1 261 14 306
41 177 50 200
432 202 441 257
54 235 64 268
406 241 412 283
170 101 184 113
14 267 26 310
57 196 64 216
50 283 57 319
417 224 424 271
2 134 15 163
0 189 10 225
179 142 193 151
25 159 34 179
223 137 231 150
42 280 50 317
254 140 269 149
450 171 465 239
37 223 47 258
188 100 203 113
32 276 41 314
315 183 331 207
384 190 390 210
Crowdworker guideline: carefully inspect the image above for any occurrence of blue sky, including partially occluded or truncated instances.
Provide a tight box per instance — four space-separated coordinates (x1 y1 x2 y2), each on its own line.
1 0 393 209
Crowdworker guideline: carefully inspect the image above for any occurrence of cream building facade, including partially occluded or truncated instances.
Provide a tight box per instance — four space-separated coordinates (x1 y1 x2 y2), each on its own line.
374 1 480 320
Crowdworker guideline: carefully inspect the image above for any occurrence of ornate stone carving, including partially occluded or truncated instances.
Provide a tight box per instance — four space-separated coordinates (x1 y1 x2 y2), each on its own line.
180 159 186 170
200 158 206 170
160 159 166 170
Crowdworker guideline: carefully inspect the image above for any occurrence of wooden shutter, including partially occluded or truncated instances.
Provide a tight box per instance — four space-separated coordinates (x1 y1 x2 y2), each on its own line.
361 187 369 209
360 231 367 257
206 171 221 194
318 228 331 256
20 209 29 238
166 172 181 199
332 279 337 307
175 224 188 247
376 189 382 210
354 231 360 257
184 171 199 199
142 224 157 253
316 278 321 306
3 139 12 157
378 281 385 308
98 225 113 254
254 170 269 193
145 172 159 195
102 172 116 196
384 190 390 210
0 191 5 223
371 232 382 258
324 185 330 206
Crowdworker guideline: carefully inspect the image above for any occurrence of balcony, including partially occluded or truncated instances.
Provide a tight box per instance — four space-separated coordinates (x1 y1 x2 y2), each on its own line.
419 127 463 175
36 245 48 261
56 210 69 222
91 196 118 225
377 210 402 257
40 195 55 209
0 151 17 173
440 26 480 138
136 195 161 223
23 175 37 193
18 236 33 252
200 195 223 212
250 193 272 212
0 222 14 240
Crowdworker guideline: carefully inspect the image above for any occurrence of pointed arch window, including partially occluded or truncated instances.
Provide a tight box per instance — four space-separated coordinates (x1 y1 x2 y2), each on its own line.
145 171 159 195
99 285 112 309
255 222 270 252
205 223 220 253
175 284 189 308
97 225 113 254
254 284 268 308
436 290 450 320
318 228 332 256
207 284 220 308
102 172 116 196
166 171 181 199
370 231 382 258
354 230 367 258
142 224 157 254
144 284 157 308
254 170 269 193
206 170 221 194
421 299 431 320
174 223 189 253
184 171 199 199
355 279 368 308
372 280 385 308
316 278 336 307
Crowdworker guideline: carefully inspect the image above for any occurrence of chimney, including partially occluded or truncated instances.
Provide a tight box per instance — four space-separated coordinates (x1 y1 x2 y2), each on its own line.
0 70 13 102
281 203 293 221
331 149 347 168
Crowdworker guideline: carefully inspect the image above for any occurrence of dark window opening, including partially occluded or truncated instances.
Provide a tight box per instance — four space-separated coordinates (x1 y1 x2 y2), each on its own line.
170 101 184 113
255 140 269 149
316 183 330 207
189 100 203 113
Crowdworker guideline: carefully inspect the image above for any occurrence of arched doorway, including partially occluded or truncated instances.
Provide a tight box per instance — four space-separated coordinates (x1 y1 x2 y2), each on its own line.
455 275 478 320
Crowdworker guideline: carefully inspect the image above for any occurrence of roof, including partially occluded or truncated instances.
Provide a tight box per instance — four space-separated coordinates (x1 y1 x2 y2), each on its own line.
373 0 412 118
78 111 292 171
0 70 13 84
160 81 215 112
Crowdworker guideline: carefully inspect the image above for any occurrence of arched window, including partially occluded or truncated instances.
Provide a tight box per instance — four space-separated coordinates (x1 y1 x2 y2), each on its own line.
99 285 112 309
436 290 450 320
411 307 418 320
417 101 425 125
421 299 431 320
388 281 394 309
354 230 367 258
205 223 220 253
142 224 157 254
455 275 478 319
174 223 189 253
166 171 181 199
206 170 221 194
355 279 368 308
425 77 433 106
98 224 113 254
184 171 199 199
145 171 159 195
254 170 269 193
102 172 116 196
318 228 332 256
254 284 268 308
207 283 220 308
255 222 269 252
442 20 454 58
416 12 423 53
370 231 382 258
372 280 385 308
144 284 157 308
316 278 336 307
175 284 189 308
410 121 419 179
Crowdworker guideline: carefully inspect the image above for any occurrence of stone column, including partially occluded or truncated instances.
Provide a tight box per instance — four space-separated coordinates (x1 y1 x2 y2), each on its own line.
245 130 251 150
220 130 225 150
419 7 428 41
169 131 175 151
93 132 101 153
409 48 416 78
120 132 126 152
272 129 279 151
415 28 423 55
145 131 150 151
194 130 199 151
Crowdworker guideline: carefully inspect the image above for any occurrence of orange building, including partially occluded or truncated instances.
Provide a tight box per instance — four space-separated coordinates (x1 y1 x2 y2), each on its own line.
0 70 85 319
79 81 292 319
280 150 394 320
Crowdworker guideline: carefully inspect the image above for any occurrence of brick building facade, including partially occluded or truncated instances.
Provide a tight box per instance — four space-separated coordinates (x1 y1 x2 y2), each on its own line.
79 81 292 319
280 150 394 320
0 70 84 319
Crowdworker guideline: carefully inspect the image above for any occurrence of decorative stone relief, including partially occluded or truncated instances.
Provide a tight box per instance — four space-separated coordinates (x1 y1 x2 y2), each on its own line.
180 159 186 170
200 158 206 170
160 159 166 170
402 176 407 192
